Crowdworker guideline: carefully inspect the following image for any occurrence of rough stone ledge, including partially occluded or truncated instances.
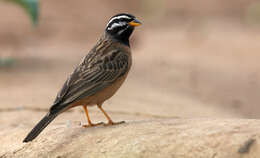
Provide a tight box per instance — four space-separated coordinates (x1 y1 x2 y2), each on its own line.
1 118 260 158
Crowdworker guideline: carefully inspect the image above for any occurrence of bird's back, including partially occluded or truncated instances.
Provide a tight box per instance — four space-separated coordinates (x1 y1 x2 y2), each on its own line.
50 34 132 113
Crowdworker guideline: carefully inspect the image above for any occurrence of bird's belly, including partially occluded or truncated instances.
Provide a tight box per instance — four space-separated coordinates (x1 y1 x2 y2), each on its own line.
71 75 128 107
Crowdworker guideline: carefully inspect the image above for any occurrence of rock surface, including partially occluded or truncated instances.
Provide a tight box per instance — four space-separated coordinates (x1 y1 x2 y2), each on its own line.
1 118 260 158
2 2 260 157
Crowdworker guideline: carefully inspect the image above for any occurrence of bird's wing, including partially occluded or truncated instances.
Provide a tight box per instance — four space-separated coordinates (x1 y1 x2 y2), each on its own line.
50 49 130 113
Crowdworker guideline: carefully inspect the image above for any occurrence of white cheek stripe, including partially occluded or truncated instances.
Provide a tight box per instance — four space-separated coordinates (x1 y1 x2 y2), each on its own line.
107 22 125 30
117 25 129 35
107 15 131 26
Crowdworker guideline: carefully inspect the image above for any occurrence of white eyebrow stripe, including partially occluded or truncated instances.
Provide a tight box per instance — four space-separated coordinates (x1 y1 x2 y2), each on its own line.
107 15 131 26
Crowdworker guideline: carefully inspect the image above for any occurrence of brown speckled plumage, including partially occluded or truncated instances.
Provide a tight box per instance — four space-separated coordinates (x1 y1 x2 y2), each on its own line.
23 13 141 142
51 34 132 112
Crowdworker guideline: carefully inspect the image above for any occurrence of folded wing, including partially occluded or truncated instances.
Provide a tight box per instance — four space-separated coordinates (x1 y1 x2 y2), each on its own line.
50 49 129 113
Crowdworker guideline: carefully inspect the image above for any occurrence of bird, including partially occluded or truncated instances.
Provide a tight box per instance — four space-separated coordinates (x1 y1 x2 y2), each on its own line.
23 13 142 142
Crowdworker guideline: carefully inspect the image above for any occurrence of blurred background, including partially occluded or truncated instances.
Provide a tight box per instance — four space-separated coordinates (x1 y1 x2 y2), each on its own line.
1 0 260 120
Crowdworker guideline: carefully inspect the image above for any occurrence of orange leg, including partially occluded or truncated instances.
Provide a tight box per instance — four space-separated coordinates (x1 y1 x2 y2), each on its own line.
82 105 104 127
97 105 125 126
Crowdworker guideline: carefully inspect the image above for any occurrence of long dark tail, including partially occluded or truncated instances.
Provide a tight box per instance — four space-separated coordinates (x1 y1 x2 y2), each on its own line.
23 112 58 142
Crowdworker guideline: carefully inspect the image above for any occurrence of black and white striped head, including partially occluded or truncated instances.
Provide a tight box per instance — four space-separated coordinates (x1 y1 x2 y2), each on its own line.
105 13 142 45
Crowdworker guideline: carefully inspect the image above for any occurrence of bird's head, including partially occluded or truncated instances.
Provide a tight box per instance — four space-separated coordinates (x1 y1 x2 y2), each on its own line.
105 13 142 45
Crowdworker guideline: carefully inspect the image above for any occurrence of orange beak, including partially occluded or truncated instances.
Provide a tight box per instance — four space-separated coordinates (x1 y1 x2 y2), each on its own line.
128 19 142 27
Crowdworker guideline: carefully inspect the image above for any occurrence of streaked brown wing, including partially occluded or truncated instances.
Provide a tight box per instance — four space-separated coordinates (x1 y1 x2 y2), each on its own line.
50 49 129 112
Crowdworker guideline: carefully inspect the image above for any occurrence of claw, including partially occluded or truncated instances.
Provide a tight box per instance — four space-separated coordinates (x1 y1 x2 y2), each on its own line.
82 122 104 128
104 120 125 126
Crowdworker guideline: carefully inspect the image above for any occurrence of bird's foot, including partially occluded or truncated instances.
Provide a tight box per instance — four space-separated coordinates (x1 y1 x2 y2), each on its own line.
82 122 104 128
104 120 125 126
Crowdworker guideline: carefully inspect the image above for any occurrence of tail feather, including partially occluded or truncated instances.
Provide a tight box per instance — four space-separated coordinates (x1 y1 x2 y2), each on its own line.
23 112 58 142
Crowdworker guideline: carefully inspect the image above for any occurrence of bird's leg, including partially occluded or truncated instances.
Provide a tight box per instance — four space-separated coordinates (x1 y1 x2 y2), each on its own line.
97 105 125 126
82 105 104 127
